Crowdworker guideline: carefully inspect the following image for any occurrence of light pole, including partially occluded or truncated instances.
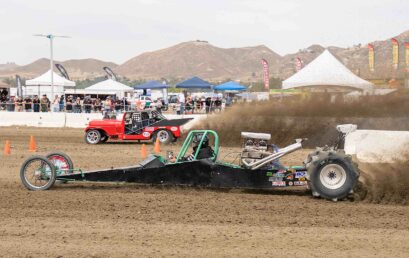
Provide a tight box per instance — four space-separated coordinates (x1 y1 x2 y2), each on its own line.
33 34 70 100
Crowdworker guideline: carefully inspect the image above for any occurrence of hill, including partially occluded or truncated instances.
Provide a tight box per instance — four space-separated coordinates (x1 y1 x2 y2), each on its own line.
0 58 118 80
115 41 281 81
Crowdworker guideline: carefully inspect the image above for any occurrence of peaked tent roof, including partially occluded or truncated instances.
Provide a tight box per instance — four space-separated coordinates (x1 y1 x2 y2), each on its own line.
26 70 76 87
134 80 169 90
176 76 212 89
282 50 373 91
85 79 134 92
214 81 247 91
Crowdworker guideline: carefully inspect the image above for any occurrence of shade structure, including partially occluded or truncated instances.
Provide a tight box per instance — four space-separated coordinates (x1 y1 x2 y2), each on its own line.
85 79 134 97
176 76 212 89
214 81 247 91
134 80 169 90
282 50 374 91
26 70 75 87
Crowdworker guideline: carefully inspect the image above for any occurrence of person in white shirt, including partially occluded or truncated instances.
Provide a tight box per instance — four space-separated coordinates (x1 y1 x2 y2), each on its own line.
178 93 185 114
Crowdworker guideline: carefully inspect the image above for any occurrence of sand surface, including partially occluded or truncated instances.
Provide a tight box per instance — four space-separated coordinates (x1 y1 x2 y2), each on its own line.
1 127 409 257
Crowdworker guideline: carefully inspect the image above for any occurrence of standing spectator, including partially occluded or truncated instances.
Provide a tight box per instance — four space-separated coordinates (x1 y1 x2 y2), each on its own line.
114 98 122 114
59 95 65 112
15 96 23 112
24 96 32 112
74 97 82 113
103 96 112 116
156 98 163 114
94 98 102 112
0 94 7 110
32 95 40 112
66 96 73 113
40 94 50 112
52 95 59 112
6 96 15 112
215 98 222 113
178 92 185 114
83 96 92 113
205 97 211 114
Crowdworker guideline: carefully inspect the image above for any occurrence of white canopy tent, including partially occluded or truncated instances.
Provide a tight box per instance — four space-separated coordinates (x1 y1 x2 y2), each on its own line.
85 79 134 98
24 70 76 97
282 50 374 92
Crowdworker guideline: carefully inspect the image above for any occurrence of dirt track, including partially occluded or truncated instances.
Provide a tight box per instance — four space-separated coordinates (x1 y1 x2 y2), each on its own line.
1 127 409 257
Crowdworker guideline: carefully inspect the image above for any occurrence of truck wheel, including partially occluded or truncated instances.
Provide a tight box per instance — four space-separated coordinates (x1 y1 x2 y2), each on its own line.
85 130 101 144
100 135 109 143
306 150 359 201
46 151 74 175
20 155 56 191
152 130 173 144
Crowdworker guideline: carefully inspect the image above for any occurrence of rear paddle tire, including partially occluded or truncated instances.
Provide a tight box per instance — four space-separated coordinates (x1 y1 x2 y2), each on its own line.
46 151 74 175
152 129 173 144
306 150 359 201
85 129 101 144
20 156 56 191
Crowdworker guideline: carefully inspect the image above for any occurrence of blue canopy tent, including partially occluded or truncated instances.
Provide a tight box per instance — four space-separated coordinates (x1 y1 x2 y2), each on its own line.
214 81 247 91
134 80 168 90
134 80 169 97
176 76 212 89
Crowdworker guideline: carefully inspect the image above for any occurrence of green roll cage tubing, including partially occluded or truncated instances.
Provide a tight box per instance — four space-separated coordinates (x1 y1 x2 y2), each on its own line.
175 130 219 163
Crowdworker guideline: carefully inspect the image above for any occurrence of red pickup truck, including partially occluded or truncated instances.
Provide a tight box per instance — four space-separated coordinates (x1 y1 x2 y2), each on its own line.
84 110 192 144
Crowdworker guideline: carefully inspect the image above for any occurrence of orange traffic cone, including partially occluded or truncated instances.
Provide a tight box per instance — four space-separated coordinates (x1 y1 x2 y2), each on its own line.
29 135 36 152
154 137 161 154
4 140 11 155
141 144 147 159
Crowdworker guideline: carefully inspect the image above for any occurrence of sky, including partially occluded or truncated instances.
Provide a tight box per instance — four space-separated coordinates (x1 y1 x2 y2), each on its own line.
1 0 408 65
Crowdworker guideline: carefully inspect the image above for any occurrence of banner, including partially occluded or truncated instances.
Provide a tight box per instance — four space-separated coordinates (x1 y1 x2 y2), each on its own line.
16 75 22 97
103 66 118 81
368 44 375 72
391 38 399 69
55 64 70 80
261 59 269 90
295 57 303 71
406 43 409 72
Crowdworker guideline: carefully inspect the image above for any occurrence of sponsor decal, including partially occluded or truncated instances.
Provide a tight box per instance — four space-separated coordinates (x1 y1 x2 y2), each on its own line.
272 181 286 187
170 127 178 132
145 127 155 131
295 171 307 178
286 175 293 180
299 177 306 181
266 172 273 177
142 132 151 137
294 181 307 186
288 181 293 186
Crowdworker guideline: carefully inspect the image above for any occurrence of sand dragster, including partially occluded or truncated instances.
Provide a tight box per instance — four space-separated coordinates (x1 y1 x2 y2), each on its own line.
20 125 359 201
85 110 192 144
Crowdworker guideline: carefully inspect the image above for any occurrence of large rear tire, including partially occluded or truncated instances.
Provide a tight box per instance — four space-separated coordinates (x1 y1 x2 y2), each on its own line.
20 156 56 191
306 150 359 201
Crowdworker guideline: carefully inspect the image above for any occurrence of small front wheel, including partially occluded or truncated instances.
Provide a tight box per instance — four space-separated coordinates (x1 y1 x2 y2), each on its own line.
20 156 56 191
85 129 101 144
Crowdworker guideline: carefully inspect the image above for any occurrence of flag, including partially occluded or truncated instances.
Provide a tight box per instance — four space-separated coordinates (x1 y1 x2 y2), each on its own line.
405 43 409 72
368 44 375 72
261 59 269 90
391 38 399 69
295 57 303 71
16 75 22 97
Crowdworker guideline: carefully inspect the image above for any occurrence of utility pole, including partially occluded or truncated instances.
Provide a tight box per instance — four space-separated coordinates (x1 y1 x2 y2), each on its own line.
33 34 70 101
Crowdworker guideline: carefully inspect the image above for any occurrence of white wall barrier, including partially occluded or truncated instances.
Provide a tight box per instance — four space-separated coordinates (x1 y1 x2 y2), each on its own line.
0 112 205 129
345 129 409 163
64 113 103 128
